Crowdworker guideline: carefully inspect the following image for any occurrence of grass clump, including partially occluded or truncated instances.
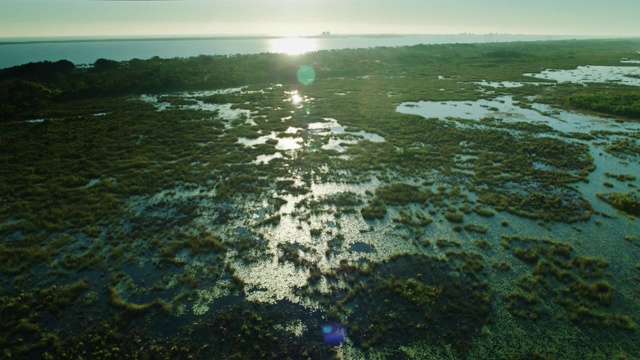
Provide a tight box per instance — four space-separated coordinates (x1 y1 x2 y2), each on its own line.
375 183 428 205
605 172 637 182
597 192 640 216
492 261 511 271
473 206 495 217
436 239 461 248
445 211 464 223
464 223 489 234
392 209 433 226
107 273 170 315
361 197 387 220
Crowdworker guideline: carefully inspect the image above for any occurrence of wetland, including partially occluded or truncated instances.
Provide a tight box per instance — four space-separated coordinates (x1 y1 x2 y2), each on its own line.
1 38 640 359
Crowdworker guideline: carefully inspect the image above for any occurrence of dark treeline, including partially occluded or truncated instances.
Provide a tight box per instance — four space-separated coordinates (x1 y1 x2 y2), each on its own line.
1 38 639 121
0 53 309 120
0 48 389 120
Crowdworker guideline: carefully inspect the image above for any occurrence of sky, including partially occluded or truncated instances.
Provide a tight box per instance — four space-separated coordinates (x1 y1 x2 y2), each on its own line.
0 0 638 38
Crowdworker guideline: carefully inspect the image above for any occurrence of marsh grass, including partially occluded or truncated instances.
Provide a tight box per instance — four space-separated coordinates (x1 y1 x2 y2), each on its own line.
596 192 640 216
503 235 636 330
2 38 640 358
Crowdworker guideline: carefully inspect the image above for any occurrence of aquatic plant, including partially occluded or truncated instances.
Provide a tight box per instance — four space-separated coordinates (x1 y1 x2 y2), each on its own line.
473 238 492 249
473 206 496 217
596 192 640 216
569 256 609 279
2 38 640 358
505 290 546 320
492 261 511 271
254 214 281 227
464 223 489 234
605 172 637 182
360 197 387 220
505 235 636 331
328 253 491 356
392 209 433 227
107 273 171 315
436 239 461 248
445 211 464 223
39 279 90 313
375 183 428 205
605 138 640 158
567 91 640 119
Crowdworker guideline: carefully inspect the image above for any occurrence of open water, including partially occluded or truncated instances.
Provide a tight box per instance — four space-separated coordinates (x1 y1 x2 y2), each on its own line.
0 34 599 69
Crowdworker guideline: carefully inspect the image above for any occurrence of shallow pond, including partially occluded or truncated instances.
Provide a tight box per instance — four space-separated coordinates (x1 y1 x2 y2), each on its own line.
396 95 640 225
238 117 385 163
139 91 253 123
396 95 640 135
524 65 640 86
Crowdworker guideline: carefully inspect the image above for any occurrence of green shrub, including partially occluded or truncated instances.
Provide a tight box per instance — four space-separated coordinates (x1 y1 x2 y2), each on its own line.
445 211 464 223
375 183 427 205
361 197 387 220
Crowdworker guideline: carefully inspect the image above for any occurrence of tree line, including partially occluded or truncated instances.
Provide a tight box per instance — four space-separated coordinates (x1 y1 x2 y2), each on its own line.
2 38 640 121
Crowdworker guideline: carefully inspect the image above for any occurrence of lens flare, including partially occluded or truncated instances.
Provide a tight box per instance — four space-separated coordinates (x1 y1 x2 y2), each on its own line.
322 323 347 346
297 66 315 86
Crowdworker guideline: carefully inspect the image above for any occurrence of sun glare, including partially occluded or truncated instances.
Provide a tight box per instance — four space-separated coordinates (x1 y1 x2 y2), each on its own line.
286 90 304 106
291 93 303 104
270 37 317 55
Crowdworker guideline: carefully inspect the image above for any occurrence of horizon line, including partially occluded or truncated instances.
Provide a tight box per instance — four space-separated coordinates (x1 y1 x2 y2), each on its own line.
0 33 629 45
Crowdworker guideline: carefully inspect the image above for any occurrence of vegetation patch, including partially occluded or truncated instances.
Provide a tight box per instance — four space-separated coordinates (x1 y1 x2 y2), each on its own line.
605 172 637 182
319 253 491 356
361 197 387 220
464 223 489 234
392 209 433 227
605 138 640 158
597 192 640 216
479 183 593 222
503 235 636 331
375 183 428 205
567 91 640 119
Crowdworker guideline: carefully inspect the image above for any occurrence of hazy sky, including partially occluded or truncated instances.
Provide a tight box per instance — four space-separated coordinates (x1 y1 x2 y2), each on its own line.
0 0 638 38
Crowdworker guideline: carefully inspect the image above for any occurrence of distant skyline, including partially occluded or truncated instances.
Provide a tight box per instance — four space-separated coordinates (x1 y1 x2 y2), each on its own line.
0 0 638 38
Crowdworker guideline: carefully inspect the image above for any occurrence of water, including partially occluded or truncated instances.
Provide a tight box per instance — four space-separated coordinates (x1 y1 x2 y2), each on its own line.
0 34 598 69
396 94 640 135
396 93 640 219
524 65 640 86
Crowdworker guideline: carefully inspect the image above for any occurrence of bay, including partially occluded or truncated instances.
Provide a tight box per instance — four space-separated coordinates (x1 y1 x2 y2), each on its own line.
0 34 595 69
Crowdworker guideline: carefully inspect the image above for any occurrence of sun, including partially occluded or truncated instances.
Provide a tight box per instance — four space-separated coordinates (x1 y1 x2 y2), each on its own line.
270 37 317 55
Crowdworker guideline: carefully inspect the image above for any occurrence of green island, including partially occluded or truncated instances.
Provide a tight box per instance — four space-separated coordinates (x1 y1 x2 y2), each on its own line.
1 38 640 359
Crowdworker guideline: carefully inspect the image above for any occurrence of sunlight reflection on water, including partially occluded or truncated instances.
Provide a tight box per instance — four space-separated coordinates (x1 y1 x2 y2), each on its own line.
525 65 640 86
396 95 640 135
269 37 317 55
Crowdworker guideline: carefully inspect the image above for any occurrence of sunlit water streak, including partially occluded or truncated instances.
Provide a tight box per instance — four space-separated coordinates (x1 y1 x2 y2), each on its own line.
269 37 317 55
